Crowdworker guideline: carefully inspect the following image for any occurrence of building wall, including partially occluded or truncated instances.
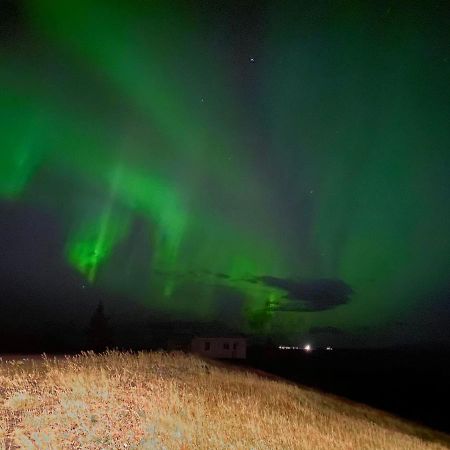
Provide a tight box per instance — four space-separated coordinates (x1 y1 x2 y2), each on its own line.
191 337 246 359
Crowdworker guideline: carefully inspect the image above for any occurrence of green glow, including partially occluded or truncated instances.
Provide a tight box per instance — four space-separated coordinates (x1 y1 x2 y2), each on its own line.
1 0 449 341
0 92 45 199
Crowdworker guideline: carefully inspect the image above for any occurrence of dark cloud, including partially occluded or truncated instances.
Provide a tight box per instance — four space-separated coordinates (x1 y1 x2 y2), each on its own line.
0 201 97 326
201 270 231 280
256 276 353 312
215 272 230 279
153 269 189 279
309 326 345 335
214 285 246 327
154 269 231 282
242 276 259 284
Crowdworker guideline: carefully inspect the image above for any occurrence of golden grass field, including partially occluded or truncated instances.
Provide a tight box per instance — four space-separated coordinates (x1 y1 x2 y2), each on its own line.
0 351 449 449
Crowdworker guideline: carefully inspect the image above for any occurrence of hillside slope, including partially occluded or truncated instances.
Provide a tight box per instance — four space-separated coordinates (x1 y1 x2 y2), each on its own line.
0 351 448 449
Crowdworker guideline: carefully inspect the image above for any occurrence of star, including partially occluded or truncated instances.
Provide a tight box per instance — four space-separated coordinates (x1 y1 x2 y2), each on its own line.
249 57 255 63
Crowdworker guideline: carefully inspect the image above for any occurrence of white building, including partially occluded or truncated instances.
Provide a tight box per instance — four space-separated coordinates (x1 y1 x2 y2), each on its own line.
191 336 247 359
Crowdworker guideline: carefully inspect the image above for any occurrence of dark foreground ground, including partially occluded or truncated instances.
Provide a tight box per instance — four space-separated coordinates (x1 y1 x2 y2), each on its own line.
242 347 450 435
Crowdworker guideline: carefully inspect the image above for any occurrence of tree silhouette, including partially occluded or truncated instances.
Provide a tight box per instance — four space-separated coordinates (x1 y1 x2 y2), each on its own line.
86 301 113 352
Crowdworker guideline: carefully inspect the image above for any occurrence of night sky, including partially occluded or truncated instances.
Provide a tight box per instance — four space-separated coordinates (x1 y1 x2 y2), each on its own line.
1 0 449 347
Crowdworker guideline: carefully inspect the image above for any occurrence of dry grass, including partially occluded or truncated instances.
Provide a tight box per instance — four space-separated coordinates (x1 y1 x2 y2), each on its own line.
0 351 448 449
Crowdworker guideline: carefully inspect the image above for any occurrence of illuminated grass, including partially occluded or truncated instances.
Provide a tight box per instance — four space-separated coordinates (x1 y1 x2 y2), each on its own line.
0 351 448 449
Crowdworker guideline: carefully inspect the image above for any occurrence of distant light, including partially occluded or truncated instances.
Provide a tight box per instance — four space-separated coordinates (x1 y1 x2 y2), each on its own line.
304 344 312 352
249 57 255 63
326 346 333 351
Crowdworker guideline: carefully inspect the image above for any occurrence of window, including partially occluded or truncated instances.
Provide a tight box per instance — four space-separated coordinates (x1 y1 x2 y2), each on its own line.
204 341 210 351
223 342 230 350
233 342 238 350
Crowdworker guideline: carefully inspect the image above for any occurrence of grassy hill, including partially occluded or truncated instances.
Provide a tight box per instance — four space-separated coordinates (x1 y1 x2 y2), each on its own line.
0 351 448 449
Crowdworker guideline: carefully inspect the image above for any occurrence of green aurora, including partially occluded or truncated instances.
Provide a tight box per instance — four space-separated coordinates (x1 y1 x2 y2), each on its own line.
1 0 449 344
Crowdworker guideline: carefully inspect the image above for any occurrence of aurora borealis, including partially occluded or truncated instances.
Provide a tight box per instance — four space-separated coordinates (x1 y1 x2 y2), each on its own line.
1 0 449 346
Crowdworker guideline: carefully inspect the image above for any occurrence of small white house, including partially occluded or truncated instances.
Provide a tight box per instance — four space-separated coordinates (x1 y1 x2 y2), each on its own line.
191 336 247 359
